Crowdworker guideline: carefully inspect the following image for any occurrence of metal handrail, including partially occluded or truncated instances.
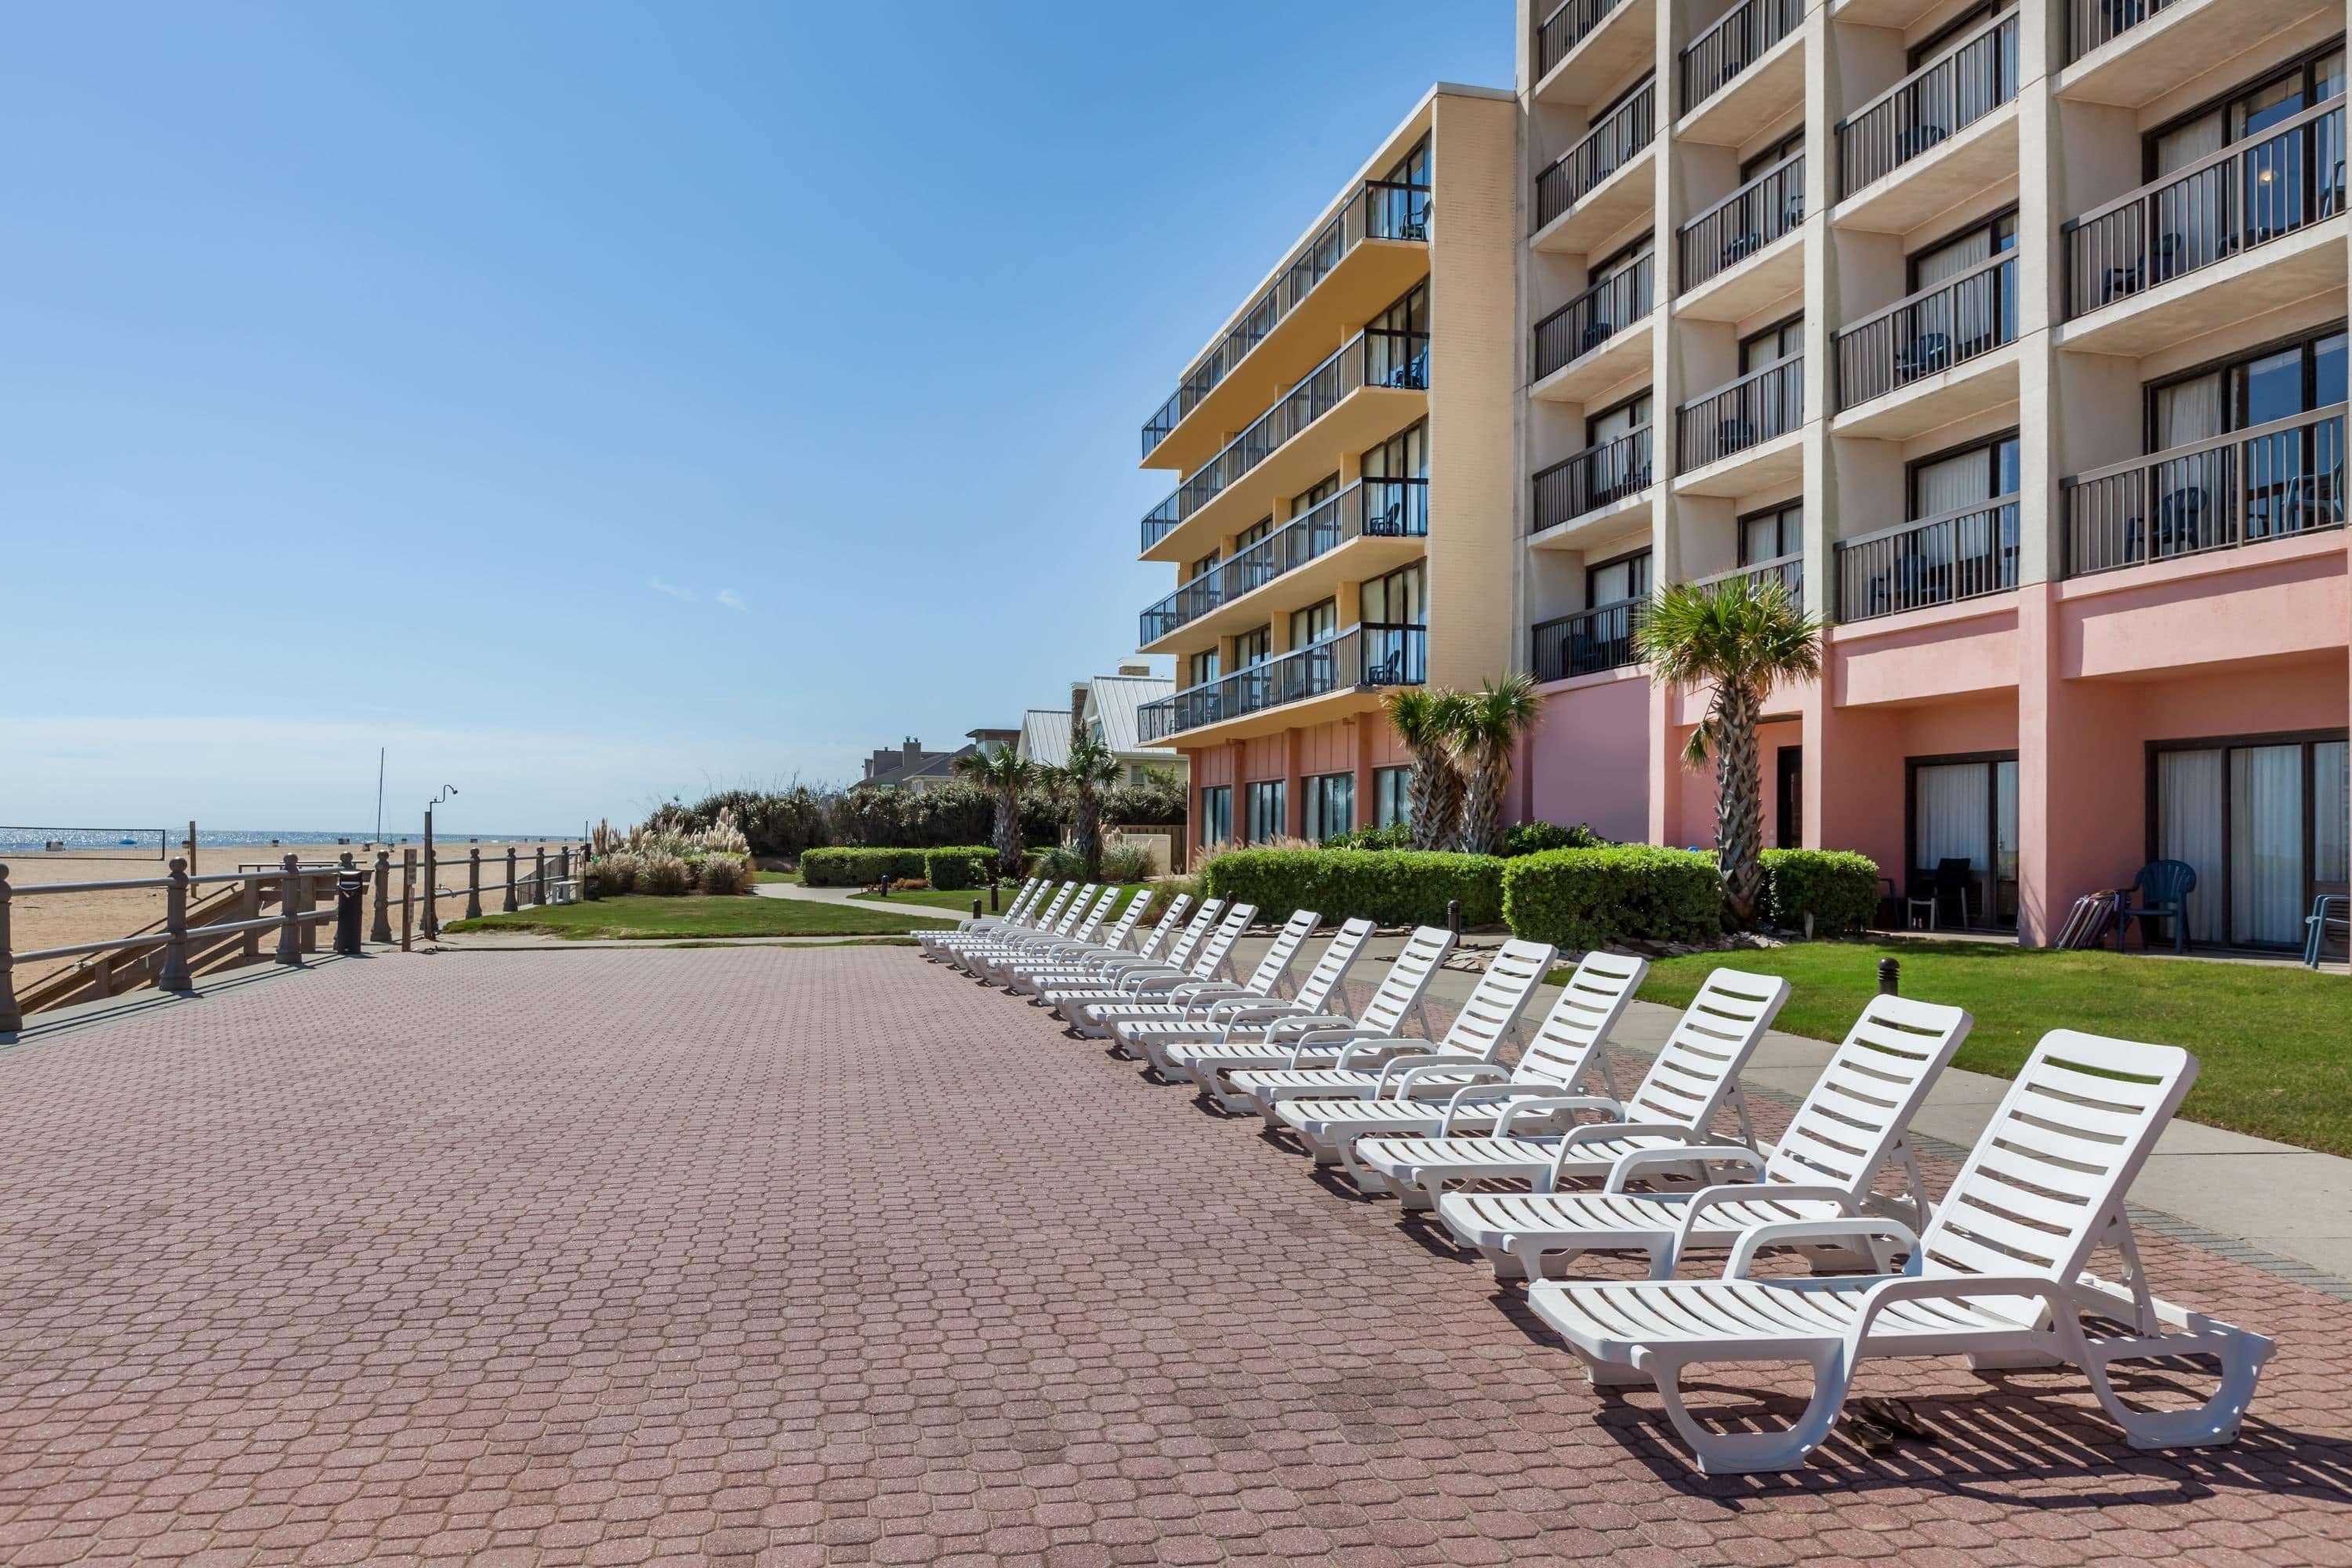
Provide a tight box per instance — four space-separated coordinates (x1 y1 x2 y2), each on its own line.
1538 0 1633 78
1534 80 1655 231
1532 596 1649 681
1835 495 2020 621
1532 426 1653 532
1532 252 1653 382
2067 0 2186 63
1835 251 2015 410
2063 404 2347 577
1836 9 2019 198
1682 0 1805 111
1677 353 1803 468
1679 151 1805 292
1138 622 1428 742
1690 552 1804 592
1137 477 1430 644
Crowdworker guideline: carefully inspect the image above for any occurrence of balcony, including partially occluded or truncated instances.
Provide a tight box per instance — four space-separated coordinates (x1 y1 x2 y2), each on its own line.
1137 623 1426 742
1138 327 1430 559
1532 81 1656 252
1833 9 2019 233
1534 0 1655 104
1532 426 1653 539
1676 354 1803 493
2062 0 2324 107
1679 0 1807 147
1692 553 1805 598
1677 151 1804 314
1531 254 1654 401
2060 102 2348 356
1137 478 1428 650
1834 252 2017 436
1139 178 1432 472
2063 405 2346 578
1835 495 2020 622
1533 598 1646 682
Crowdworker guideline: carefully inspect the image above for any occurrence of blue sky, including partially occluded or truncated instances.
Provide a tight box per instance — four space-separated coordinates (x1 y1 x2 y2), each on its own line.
2 1 1510 837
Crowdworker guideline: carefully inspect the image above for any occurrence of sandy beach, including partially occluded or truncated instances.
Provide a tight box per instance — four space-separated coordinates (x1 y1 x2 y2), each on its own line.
4 840 578 1000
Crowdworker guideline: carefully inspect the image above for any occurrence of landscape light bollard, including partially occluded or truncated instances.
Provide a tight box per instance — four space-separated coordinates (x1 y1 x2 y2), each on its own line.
533 846 546 906
334 863 365 956
1878 956 1900 996
466 848 482 920
371 851 394 944
0 865 20 1033
503 847 519 913
990 880 1000 914
1446 898 1462 938
158 858 194 993
274 853 303 966
972 897 983 920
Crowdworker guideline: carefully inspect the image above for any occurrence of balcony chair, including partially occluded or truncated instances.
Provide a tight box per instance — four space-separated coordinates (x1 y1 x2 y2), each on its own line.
2125 486 2209 562
2100 233 2185 304
2113 859 2197 955
1894 332 1951 381
2306 893 2349 968
1905 858 1976 930
1362 647 1410 685
1364 495 1408 536
1720 231 1763 268
1715 416 1759 456
1896 123 1951 162
1579 318 1617 355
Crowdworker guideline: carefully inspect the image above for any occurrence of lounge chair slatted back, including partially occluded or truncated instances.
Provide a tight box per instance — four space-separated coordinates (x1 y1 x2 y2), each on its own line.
1514 951 1649 1086
1096 890 1155 951
1135 895 1192 960
1158 901 1227 971
1436 940 1559 1060
1915 1032 2196 1306
1761 995 1971 1190
1243 910 1322 993
1294 920 1377 1012
1068 887 1121 942
1356 927 1457 1036
1188 904 1259 978
1049 886 1101 937
1029 884 1077 931
1620 967 1791 1129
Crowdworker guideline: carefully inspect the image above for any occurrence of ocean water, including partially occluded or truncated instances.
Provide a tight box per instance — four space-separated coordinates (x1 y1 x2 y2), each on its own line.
0 827 575 855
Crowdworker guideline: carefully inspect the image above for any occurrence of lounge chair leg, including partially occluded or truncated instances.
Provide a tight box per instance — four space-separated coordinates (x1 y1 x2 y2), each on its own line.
2079 1327 2274 1450
1573 1348 1648 1388
1337 1139 1391 1195
1397 1183 1436 1214
1478 1243 1527 1281
1640 1345 1850 1475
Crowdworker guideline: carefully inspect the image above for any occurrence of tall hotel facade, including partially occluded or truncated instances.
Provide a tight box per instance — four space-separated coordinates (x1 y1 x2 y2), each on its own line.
1137 0 2350 949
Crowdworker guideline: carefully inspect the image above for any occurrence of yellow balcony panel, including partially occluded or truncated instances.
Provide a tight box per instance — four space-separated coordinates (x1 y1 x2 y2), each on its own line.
1832 340 2019 440
1141 533 1425 656
1137 625 1425 746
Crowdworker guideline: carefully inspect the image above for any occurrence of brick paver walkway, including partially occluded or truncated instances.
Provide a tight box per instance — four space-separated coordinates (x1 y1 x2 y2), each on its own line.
2 948 2350 1566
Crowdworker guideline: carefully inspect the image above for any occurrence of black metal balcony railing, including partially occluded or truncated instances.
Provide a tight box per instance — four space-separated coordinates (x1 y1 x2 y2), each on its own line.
1678 354 1802 470
1138 327 1431 554
1533 253 1653 383
2068 0 2186 63
1835 252 2015 411
1138 178 1432 459
1681 0 1804 112
1136 477 1430 644
1532 426 1653 533
1837 9 2018 198
1835 495 2020 622
1692 553 1805 598
1537 0 1632 78
1679 151 1804 293
2064 101 2347 320
1532 597 1647 682
1137 623 1428 742
1534 80 1654 231
2064 405 2347 578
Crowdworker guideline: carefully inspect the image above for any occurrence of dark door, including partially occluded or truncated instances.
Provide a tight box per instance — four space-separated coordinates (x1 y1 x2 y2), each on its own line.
1777 746 1802 848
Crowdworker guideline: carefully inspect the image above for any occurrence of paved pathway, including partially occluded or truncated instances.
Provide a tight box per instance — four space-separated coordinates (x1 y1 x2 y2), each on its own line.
1 946 2350 1564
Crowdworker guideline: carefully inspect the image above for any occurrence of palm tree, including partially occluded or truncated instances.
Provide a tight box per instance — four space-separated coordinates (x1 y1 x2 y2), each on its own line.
1448 674 1544 855
1635 576 1823 927
1381 688 1471 851
953 746 1037 879
1044 735 1120 879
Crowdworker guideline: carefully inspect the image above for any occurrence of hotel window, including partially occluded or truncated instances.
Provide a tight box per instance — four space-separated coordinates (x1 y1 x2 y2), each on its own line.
1372 766 1412 829
1290 597 1338 648
1740 314 1803 372
1740 501 1802 564
1362 420 1429 536
1911 430 2020 517
1233 626 1273 667
1199 786 1232 848
1367 136 1431 238
1584 393 1650 505
1359 562 1427 685
1740 126 1803 183
1367 281 1429 390
1907 2 1998 69
2153 732 2349 947
1189 550 1220 582
1305 773 1354 842
1294 474 1341 517
1908 753 2020 927
1247 780 1287 844
1186 649 1219 688
1587 547 1650 607
1908 209 2017 354
2144 42 2344 192
1235 516 1273 553
2142 325 2347 543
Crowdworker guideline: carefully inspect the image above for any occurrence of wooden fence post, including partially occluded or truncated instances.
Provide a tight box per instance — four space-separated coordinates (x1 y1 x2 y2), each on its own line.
158 858 194 993
240 877 261 963
401 849 415 953
503 847 519 913
0 866 19 1033
466 848 482 920
371 851 394 944
300 864 319 955
534 846 546 906
274 854 303 965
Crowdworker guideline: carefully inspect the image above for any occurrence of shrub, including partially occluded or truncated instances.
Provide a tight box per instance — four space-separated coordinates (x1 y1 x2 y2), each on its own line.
1202 848 1504 927
800 848 929 887
1759 848 1882 935
1029 844 1085 880
1501 847 1722 950
695 855 750 895
1098 843 1156 882
1503 819 1606 857
924 846 996 890
593 851 641 895
1327 821 1413 851
637 852 692 896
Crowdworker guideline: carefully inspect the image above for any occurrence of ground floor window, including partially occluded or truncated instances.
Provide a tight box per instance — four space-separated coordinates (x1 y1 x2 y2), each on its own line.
1373 766 1411 830
1199 786 1232 848
1304 772 1354 842
2154 732 2349 947
1908 753 2020 927
1247 780 1287 844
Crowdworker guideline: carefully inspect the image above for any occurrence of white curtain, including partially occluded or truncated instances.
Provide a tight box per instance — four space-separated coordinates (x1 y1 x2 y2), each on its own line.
2316 741 2349 885
2156 112 2230 274
2156 372 2224 449
2158 749 2226 943
1915 763 1989 876
1915 449 1989 517
1994 759 2020 882
2230 745 2304 946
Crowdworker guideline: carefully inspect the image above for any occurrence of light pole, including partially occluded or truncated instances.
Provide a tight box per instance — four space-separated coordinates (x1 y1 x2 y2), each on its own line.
422 784 458 940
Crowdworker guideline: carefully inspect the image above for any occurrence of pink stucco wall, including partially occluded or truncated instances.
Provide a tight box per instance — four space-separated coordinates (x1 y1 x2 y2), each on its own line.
1525 673 1650 842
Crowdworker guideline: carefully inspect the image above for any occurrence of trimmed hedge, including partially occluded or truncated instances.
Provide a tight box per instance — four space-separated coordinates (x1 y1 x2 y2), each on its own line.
1503 819 1606 857
1202 848 1504 927
1759 848 1881 935
799 848 929 887
1501 847 1722 951
923 846 996 891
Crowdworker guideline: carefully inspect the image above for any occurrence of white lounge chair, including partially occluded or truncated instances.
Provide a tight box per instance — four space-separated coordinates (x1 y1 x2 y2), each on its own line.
1040 899 1224 1014
1232 938 1561 1125
1081 908 1323 1053
1011 894 1194 999
1530 1032 2274 1475
1356 967 1790 1210
969 886 1124 985
1118 918 1378 1077
1002 889 1160 993
1271 950 1650 1192
1043 903 1258 1034
927 880 1070 963
940 882 1088 973
1439 993 1969 1280
916 877 1044 956
1167 927 1457 1112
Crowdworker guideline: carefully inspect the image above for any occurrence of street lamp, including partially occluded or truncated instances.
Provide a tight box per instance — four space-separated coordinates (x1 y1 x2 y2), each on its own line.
422 785 458 940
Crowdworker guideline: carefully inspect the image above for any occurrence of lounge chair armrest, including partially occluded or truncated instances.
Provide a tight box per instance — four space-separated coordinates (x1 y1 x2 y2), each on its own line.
1846 1273 2076 1356
1603 1145 1765 1194
1562 1120 1714 1152
1668 1181 1851 1258
1282 1025 1380 1065
1725 1218 1922 1280
1171 982 1248 1004
1494 1094 1624 1135
1211 1002 1304 1033
1436 1082 1550 1131
1393 1060 1508 1094
1338 1039 1438 1069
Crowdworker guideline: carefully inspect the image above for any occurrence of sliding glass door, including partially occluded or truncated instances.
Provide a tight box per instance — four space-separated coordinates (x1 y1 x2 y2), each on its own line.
1910 754 2020 926
2154 732 2350 946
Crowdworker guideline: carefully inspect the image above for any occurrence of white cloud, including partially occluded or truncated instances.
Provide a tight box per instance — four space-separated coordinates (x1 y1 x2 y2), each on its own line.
716 588 746 612
648 578 696 601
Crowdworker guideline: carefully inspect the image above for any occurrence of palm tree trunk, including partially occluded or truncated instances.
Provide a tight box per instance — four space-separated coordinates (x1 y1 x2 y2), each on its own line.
995 789 1022 877
1076 793 1102 879
1715 684 1764 926
1461 743 1512 855
1408 750 1457 851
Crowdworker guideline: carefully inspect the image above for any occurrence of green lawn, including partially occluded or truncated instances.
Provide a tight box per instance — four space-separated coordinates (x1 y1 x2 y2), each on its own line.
753 869 798 884
447 893 957 940
851 882 1155 914
1623 940 2352 1156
